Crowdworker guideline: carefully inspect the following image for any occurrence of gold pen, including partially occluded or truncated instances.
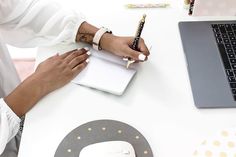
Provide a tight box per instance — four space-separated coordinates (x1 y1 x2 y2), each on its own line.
125 14 146 69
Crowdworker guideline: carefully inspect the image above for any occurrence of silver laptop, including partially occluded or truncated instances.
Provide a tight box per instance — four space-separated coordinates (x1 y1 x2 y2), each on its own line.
179 21 236 108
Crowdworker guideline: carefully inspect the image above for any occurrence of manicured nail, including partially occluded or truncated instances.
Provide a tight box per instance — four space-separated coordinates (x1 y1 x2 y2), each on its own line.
84 47 90 51
138 54 146 61
123 58 129 61
86 59 90 63
86 51 91 56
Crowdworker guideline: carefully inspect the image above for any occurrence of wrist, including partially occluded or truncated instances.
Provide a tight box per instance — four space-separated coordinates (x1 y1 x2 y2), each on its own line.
99 33 116 52
29 73 50 96
75 22 98 45
92 27 112 51
4 74 46 117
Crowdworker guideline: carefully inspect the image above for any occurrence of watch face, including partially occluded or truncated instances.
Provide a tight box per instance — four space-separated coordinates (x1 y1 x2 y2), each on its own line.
54 119 153 157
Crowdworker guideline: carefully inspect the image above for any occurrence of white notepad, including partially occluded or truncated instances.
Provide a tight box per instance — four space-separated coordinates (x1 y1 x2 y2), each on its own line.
38 45 137 95
72 48 137 95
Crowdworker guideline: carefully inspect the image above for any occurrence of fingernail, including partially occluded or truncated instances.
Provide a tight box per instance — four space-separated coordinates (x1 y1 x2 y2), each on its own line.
84 47 90 51
138 54 146 61
86 51 91 56
86 59 89 63
123 58 129 61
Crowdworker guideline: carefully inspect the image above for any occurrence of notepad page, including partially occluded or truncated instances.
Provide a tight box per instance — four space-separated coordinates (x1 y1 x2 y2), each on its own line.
37 44 137 95
72 56 136 95
91 49 138 69
92 49 125 66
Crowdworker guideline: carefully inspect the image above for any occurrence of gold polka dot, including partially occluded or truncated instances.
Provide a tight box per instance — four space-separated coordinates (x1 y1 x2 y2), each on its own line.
77 136 81 140
102 127 106 131
202 140 207 145
219 152 227 157
205 150 212 157
193 150 198 156
227 141 235 148
118 130 122 134
221 131 229 137
144 150 148 154
67 149 72 153
135 136 140 139
213 140 221 146
88 128 92 131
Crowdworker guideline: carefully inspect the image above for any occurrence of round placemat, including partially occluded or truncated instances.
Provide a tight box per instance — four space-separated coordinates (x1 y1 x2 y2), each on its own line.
54 119 153 157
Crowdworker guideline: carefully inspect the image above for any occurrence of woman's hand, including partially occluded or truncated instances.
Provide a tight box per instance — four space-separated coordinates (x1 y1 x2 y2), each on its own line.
5 48 90 117
75 22 149 61
100 34 150 61
34 48 90 94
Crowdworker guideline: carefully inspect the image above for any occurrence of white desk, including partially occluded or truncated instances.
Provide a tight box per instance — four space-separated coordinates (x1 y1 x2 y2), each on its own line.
18 0 236 157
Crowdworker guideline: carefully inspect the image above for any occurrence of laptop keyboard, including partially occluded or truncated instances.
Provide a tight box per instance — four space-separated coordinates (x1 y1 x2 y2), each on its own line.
212 23 236 100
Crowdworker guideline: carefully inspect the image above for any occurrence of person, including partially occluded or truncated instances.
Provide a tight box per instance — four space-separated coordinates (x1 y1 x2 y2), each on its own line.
0 0 150 156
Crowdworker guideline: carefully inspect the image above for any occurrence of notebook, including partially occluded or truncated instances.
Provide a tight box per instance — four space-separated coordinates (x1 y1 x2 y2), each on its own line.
38 44 137 95
72 48 137 95
192 0 236 16
36 44 138 95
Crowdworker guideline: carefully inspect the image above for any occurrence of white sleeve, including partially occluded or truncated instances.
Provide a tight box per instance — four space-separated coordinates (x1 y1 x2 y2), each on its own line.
0 98 21 155
0 0 86 48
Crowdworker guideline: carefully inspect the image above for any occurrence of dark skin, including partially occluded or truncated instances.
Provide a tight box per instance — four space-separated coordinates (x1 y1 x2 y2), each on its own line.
77 22 150 60
4 22 150 117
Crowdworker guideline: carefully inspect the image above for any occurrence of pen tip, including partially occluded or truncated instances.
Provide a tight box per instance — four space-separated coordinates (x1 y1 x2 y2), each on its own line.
142 14 146 21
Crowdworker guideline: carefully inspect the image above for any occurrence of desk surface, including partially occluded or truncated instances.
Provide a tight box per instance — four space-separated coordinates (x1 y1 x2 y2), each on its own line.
18 0 236 157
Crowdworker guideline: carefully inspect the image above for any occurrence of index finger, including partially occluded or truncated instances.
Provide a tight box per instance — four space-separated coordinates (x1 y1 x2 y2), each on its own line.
60 47 89 59
60 49 78 59
138 39 150 56
124 46 147 62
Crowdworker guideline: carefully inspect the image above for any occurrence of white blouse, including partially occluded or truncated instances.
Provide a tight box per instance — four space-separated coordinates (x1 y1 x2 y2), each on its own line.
0 0 85 154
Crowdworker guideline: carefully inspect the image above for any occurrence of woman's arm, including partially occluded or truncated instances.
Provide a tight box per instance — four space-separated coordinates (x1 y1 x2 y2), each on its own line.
0 0 149 60
4 48 90 117
76 22 150 61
